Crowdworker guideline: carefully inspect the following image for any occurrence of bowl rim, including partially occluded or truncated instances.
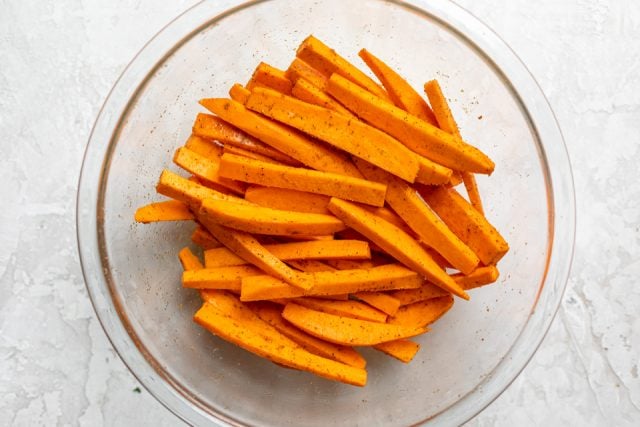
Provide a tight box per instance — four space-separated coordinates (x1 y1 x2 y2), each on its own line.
76 0 576 425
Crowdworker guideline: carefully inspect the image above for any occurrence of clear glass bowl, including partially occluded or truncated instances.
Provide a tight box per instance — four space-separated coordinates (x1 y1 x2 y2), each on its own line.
77 1 575 425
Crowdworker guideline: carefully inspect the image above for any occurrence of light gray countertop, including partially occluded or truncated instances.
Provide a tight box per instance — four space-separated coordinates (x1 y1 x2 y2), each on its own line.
2 1 639 425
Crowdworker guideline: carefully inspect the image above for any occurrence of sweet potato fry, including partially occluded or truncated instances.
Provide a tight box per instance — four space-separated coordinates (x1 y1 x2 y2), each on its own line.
325 259 375 270
173 146 246 195
244 186 331 215
134 200 194 223
282 303 427 346
286 57 329 90
178 247 203 271
358 48 437 126
197 216 313 290
286 259 336 273
252 303 366 368
390 283 449 306
452 265 499 290
200 198 346 236
373 339 420 363
192 113 299 166
415 155 454 186
156 169 249 207
222 145 285 165
326 73 494 174
182 265 262 291
327 198 469 299
241 264 422 301
354 158 479 274
229 83 251 104
184 135 223 159
352 292 401 317
246 62 292 95
291 78 355 117
218 153 387 206
419 186 508 265
194 295 367 386
424 79 484 214
296 35 389 100
191 226 222 249
199 99 361 177
204 240 370 268
293 297 387 323
388 295 454 329
244 87 419 183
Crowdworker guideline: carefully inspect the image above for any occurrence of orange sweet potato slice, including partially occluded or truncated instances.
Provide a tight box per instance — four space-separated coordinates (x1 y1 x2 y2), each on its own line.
218 153 386 207
244 88 420 183
388 295 454 328
326 73 494 174
252 303 366 369
373 339 420 363
358 48 437 126
135 200 194 223
327 197 469 299
282 303 427 346
194 293 366 386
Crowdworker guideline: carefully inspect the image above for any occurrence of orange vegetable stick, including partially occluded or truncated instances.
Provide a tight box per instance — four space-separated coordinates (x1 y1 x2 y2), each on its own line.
218 153 387 207
358 48 438 126
178 247 204 271
415 155 454 186
390 283 449 306
282 303 427 346
134 200 194 223
354 158 479 274
291 78 355 117
246 62 292 94
326 73 494 174
352 292 401 317
200 198 346 237
156 170 249 207
252 303 366 368
364 206 413 235
324 74 495 174
461 173 484 214
388 295 454 329
244 88 419 183
194 296 367 386
325 259 375 270
192 113 299 166
182 265 262 291
197 216 313 290
229 83 251 104
204 240 370 268
241 264 422 301
286 57 329 90
423 246 453 269
419 186 509 265
293 297 388 323
287 259 336 273
199 99 361 177
327 198 469 300
373 339 420 363
449 171 463 186
191 226 222 249
296 35 389 100
424 79 484 214
184 135 223 160
452 265 499 290
244 186 331 215
173 146 246 195
222 145 285 165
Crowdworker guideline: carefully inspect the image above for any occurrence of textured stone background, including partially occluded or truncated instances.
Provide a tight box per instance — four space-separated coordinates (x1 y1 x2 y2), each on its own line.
1 1 639 425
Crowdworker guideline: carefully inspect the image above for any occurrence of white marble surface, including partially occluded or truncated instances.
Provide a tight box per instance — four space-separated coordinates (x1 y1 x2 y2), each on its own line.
1 0 639 425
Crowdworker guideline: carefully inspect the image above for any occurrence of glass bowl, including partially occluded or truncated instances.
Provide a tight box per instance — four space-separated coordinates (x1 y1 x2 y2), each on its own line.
77 0 575 425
